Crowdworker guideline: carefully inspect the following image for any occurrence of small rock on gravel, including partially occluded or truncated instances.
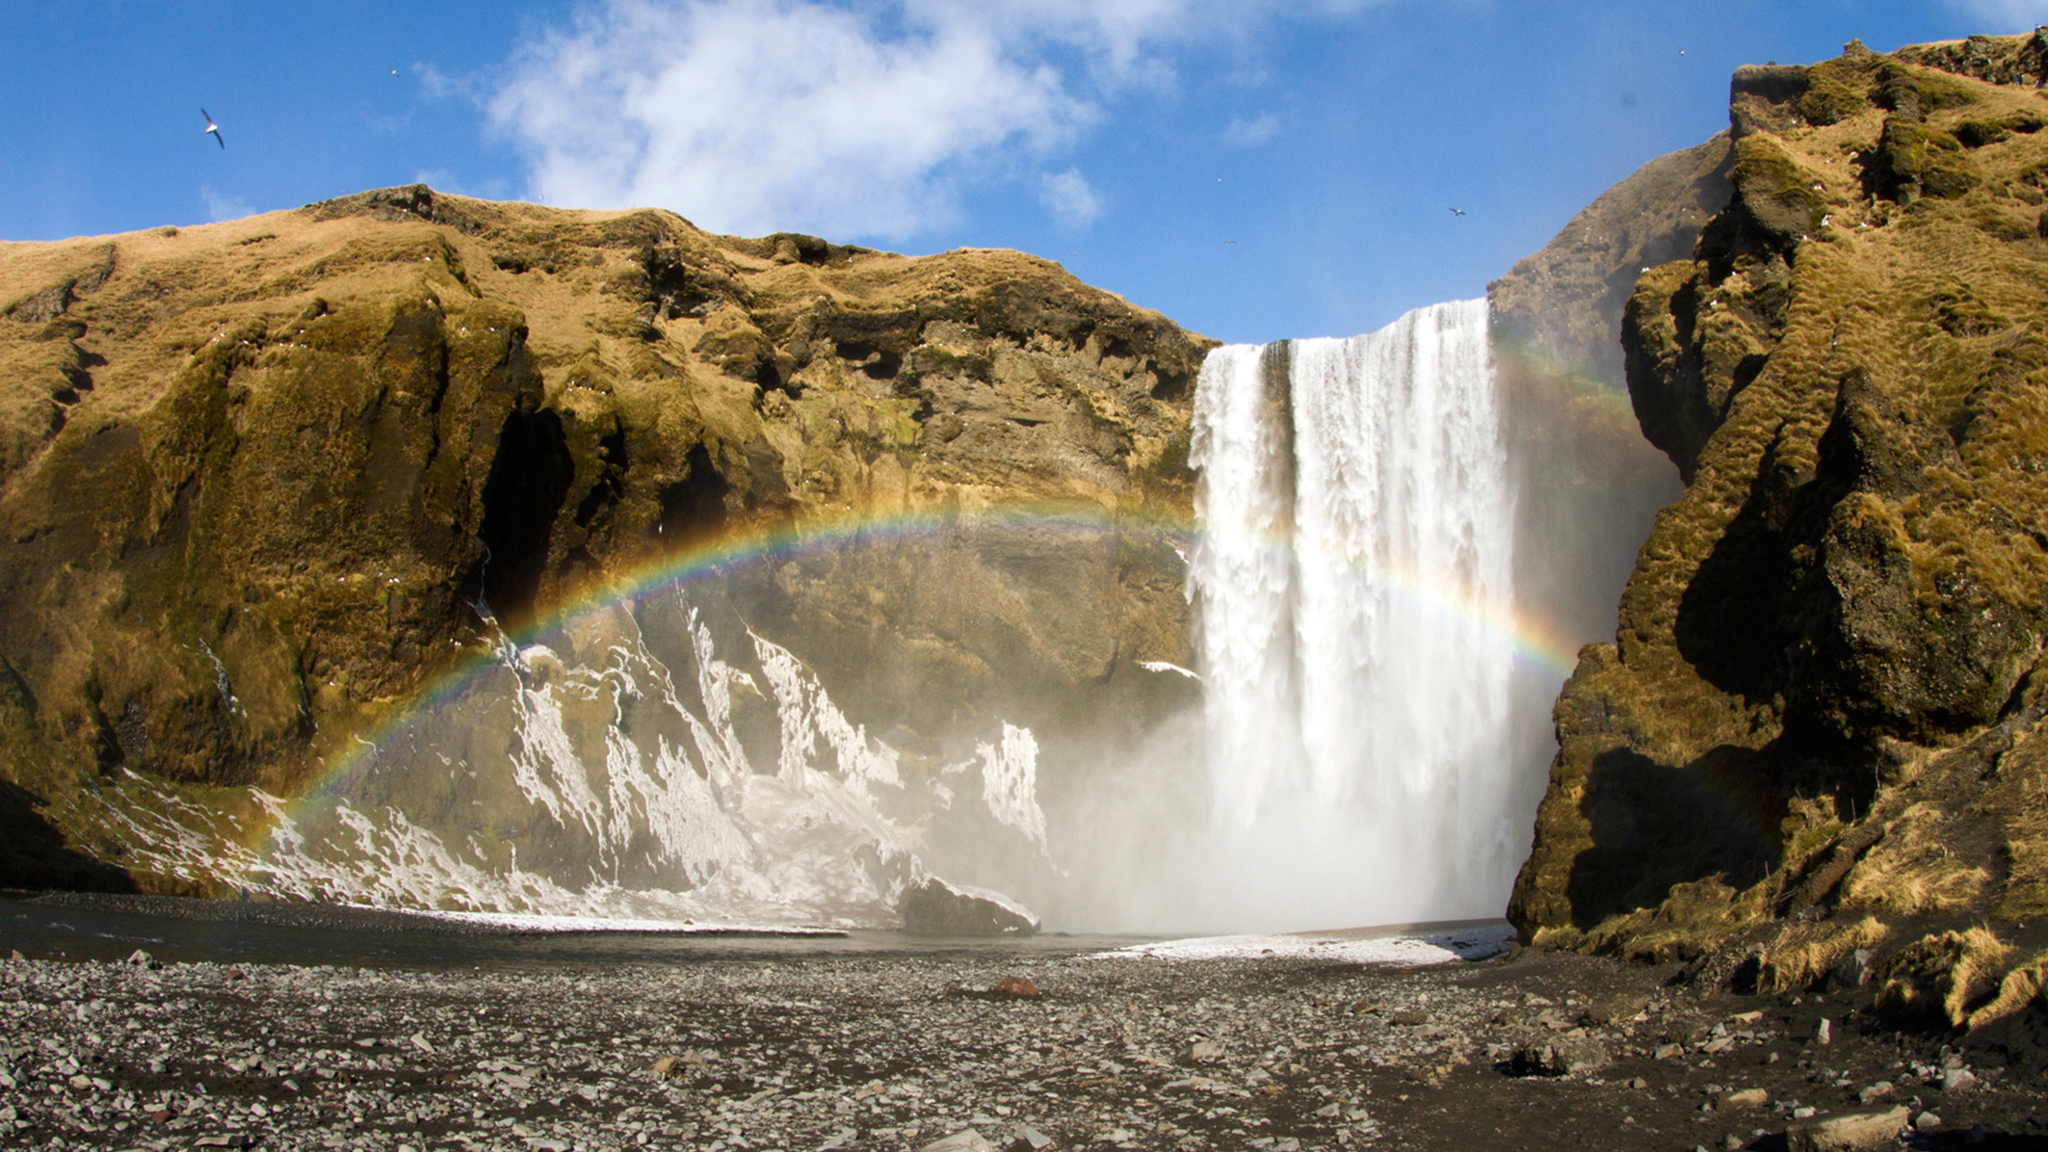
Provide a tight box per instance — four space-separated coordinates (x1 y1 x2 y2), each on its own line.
1510 1034 1608 1077
1720 1087 1768 1109
1007 1122 1054 1150
918 1130 999 1152
1584 993 1649 1025
1831 948 1874 989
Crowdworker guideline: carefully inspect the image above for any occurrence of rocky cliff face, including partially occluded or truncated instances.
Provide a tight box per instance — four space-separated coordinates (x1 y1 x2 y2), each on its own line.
1511 34 2048 1038
1491 133 1735 392
0 187 1206 896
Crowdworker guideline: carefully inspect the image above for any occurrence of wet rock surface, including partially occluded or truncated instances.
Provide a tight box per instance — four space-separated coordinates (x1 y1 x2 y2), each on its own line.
1 945 2043 1151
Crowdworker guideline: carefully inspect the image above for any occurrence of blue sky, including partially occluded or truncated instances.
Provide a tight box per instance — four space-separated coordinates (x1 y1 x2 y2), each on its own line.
4 1 2042 344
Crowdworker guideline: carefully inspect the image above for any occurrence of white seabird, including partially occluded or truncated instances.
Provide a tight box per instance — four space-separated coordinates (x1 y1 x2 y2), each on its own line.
202 108 224 149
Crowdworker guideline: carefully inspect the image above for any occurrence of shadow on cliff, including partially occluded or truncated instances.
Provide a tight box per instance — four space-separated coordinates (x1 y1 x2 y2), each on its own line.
1670 420 1833 712
1564 746 1778 929
0 779 136 892
1673 491 1795 706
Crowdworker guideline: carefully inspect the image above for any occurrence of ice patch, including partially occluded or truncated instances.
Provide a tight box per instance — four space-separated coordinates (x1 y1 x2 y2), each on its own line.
977 723 1049 858
1099 921 1516 965
93 596 1045 930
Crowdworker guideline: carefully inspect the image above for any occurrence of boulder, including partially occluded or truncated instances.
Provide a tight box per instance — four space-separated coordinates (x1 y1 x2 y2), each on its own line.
1786 1106 1910 1152
897 879 1038 936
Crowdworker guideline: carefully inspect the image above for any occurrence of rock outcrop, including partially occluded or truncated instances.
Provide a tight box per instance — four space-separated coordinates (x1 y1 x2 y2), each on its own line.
1512 34 2048 1038
0 186 1207 898
1491 132 1735 391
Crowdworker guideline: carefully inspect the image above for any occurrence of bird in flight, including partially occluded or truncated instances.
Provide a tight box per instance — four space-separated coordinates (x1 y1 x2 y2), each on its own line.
201 108 224 149
1449 207 1466 216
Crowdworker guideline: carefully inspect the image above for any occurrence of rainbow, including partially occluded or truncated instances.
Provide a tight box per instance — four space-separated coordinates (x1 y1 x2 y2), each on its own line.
289 501 1587 810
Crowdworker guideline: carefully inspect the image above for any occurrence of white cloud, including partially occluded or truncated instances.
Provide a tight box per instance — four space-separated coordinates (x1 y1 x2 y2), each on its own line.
1945 0 2048 30
1040 168 1103 226
488 0 1373 240
1221 112 1279 146
200 186 254 223
416 62 472 101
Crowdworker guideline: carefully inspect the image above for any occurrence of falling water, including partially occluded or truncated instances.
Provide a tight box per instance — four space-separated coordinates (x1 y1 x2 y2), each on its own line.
1187 299 1522 928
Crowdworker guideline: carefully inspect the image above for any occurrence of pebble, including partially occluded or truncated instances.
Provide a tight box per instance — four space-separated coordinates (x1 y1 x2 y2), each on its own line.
917 1130 998 1152
990 975 1042 999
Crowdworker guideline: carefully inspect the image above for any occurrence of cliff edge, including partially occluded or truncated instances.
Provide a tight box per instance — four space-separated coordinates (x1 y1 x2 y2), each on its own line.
1512 34 2048 1043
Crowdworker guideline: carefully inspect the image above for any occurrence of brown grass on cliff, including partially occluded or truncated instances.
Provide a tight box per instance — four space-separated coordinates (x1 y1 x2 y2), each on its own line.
1512 31 2048 1024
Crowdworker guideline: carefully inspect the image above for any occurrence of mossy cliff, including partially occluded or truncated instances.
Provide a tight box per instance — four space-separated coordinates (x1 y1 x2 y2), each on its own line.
0 187 1208 892
1510 34 2048 1040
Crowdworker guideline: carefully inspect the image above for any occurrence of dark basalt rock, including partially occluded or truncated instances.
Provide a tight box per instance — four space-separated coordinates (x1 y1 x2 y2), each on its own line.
897 878 1038 936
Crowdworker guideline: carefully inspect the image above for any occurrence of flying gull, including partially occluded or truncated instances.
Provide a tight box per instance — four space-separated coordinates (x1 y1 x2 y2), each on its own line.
201 108 224 149
1449 207 1466 216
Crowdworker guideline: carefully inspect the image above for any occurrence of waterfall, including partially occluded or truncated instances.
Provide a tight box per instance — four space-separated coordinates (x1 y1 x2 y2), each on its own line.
1187 298 1523 927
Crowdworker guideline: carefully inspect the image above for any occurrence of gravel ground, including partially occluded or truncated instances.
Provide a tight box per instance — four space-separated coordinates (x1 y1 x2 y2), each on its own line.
1 945 2045 1151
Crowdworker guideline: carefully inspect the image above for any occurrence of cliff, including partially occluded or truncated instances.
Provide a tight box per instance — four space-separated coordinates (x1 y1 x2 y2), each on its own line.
1491 132 1735 391
0 187 1208 894
1511 34 2048 1041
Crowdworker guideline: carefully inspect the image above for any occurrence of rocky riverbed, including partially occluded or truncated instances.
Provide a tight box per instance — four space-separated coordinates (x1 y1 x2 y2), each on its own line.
3 938 2046 1152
